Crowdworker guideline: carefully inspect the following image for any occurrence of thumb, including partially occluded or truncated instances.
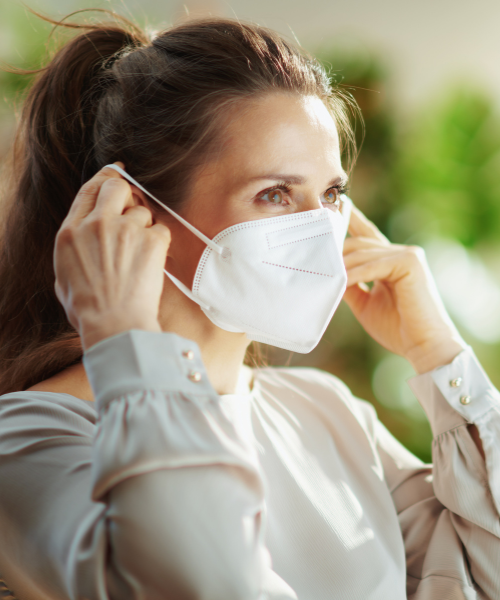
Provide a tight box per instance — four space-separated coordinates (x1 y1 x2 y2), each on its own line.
343 283 370 317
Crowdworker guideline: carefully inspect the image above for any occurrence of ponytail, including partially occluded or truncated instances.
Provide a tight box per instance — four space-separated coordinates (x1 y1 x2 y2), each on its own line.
0 12 147 394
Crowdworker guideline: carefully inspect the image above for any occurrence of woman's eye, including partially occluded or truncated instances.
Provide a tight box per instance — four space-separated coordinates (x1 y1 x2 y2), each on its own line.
323 187 340 206
262 189 286 204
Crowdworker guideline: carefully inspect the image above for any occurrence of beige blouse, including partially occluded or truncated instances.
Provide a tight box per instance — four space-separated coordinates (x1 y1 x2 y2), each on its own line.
0 330 499 599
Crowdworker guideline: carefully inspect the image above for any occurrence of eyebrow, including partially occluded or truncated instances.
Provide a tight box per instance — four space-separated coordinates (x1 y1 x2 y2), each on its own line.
247 173 349 188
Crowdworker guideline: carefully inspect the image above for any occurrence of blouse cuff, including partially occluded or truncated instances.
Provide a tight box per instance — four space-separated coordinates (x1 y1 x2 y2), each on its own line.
83 329 217 411
408 347 500 437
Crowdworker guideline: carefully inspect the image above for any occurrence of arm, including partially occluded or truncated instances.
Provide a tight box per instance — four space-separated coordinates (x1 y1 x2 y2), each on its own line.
10 161 295 599
373 347 500 599
0 330 296 599
342 206 500 598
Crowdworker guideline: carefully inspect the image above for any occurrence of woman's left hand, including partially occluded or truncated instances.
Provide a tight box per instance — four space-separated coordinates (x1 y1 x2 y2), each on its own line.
343 205 466 374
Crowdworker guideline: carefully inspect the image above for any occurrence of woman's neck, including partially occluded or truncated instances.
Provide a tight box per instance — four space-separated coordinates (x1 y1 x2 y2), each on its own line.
27 361 94 401
28 281 249 400
158 280 250 395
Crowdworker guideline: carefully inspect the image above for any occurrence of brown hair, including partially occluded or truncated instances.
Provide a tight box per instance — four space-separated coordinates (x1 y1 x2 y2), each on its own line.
0 10 360 394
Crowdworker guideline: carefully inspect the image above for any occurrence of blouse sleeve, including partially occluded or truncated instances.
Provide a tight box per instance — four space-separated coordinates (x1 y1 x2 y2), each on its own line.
374 347 500 599
0 330 297 600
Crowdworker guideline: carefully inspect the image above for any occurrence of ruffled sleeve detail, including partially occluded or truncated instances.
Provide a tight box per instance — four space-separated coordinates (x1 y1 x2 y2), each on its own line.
84 330 262 500
401 348 500 598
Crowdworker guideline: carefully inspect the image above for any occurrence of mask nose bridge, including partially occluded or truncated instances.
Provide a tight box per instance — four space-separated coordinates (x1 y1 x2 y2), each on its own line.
104 164 225 256
265 214 335 251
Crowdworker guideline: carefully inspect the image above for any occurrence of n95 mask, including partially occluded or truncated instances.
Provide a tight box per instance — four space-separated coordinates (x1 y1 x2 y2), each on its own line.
106 165 351 353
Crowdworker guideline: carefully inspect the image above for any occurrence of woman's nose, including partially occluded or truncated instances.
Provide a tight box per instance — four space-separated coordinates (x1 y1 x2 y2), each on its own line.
299 194 323 212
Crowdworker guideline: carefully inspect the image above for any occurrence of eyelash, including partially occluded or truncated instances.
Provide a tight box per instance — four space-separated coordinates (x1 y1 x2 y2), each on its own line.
257 182 349 205
260 182 292 200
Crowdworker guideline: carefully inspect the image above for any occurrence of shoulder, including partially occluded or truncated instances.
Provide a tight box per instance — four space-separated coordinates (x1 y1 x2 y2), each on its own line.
0 390 96 453
252 366 378 439
0 388 95 415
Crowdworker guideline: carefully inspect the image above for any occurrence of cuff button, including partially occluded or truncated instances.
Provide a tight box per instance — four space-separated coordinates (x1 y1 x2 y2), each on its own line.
182 350 195 360
188 371 202 383
460 395 471 405
450 377 462 388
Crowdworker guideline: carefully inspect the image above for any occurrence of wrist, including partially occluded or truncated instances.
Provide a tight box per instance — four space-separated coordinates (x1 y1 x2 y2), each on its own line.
405 336 467 374
79 313 162 351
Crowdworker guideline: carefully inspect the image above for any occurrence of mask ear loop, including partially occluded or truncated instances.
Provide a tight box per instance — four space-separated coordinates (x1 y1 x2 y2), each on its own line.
103 164 217 311
104 165 225 256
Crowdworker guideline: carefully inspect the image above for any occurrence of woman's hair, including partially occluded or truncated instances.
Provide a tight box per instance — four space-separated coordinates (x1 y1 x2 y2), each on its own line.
0 10 360 394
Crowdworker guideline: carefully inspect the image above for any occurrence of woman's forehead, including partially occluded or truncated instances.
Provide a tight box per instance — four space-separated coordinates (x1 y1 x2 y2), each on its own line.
215 93 343 182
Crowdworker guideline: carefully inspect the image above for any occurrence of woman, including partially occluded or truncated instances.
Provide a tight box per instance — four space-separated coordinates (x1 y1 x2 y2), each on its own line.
0 12 498 600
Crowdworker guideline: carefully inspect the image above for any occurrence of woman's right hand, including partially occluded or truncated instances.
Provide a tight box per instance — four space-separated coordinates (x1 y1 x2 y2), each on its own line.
54 164 171 351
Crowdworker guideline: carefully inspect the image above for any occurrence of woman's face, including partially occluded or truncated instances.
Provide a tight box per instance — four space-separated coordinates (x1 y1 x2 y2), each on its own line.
164 92 348 286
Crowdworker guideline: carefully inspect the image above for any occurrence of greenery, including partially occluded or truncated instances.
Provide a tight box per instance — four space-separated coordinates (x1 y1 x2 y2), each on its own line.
283 48 500 463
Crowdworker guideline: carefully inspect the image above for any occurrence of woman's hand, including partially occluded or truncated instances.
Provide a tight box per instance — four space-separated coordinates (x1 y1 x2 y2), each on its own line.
343 206 466 374
54 164 171 351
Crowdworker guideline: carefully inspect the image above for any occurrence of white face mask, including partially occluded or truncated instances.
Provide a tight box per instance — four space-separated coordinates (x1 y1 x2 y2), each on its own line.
106 164 351 353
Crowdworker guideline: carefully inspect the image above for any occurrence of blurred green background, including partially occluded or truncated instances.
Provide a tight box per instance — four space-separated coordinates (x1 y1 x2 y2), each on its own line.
2 0 500 462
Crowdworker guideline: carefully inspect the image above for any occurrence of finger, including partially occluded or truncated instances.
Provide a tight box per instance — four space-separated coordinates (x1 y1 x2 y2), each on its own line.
346 254 409 287
344 247 402 270
343 236 391 255
149 222 172 248
348 206 388 243
93 177 135 217
66 162 125 223
343 283 371 313
123 205 154 228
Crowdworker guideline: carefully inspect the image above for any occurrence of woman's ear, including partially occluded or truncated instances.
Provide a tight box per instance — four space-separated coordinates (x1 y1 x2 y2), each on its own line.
131 186 148 207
